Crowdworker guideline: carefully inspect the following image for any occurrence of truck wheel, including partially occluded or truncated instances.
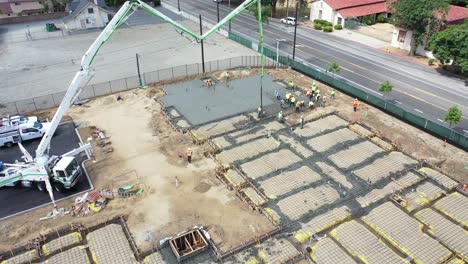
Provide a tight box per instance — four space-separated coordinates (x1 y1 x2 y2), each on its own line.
35 182 46 192
5 142 13 148
53 182 66 193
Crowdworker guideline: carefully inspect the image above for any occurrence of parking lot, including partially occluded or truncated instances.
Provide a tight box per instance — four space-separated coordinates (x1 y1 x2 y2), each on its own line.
0 122 92 220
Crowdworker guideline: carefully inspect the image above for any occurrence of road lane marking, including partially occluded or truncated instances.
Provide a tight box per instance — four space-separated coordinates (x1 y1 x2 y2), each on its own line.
414 109 423 113
437 119 447 123
395 100 402 104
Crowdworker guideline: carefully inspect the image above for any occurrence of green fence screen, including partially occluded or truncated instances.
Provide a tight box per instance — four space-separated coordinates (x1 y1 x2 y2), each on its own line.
228 32 468 150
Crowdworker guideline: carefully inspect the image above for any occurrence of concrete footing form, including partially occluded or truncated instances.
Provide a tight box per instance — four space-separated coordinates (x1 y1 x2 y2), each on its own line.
2 75 468 263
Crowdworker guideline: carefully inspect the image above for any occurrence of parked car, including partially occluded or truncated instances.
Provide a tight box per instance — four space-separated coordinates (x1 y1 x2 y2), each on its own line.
0 121 51 148
213 0 223 2
280 17 297 25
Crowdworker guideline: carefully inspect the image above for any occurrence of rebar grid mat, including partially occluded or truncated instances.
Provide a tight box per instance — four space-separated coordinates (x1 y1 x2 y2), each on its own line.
294 115 348 138
223 169 247 189
418 167 459 190
143 244 217 264
415 208 468 261
239 149 302 180
256 237 302 263
316 162 354 190
355 181 402 208
1 250 37 264
211 136 231 150
293 206 352 243
228 121 285 145
216 137 279 165
191 115 249 141
404 182 446 212
370 136 394 151
241 186 267 207
310 237 357 264
348 123 375 138
353 152 417 184
42 232 82 256
329 141 385 169
256 166 322 199
87 224 138 264
306 128 360 153
393 171 424 188
330 220 407 264
362 202 451 264
46 246 90 264
277 134 314 158
275 185 340 221
168 108 182 119
434 192 468 227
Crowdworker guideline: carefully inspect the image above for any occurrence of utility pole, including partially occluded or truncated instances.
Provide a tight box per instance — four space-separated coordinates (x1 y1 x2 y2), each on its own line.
177 0 180 12
228 0 232 32
136 53 143 87
199 15 205 73
276 39 286 70
217 1 220 23
292 2 298 60
286 0 290 18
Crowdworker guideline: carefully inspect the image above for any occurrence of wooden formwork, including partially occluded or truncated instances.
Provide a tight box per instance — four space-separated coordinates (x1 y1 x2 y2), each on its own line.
235 182 268 212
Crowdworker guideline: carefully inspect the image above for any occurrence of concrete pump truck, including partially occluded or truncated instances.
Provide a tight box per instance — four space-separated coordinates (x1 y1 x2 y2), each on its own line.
0 0 265 210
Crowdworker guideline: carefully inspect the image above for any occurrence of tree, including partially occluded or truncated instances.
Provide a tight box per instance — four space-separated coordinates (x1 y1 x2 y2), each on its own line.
248 1 272 23
388 0 450 56
379 80 393 99
450 0 467 7
327 61 341 76
444 105 462 128
430 20 468 73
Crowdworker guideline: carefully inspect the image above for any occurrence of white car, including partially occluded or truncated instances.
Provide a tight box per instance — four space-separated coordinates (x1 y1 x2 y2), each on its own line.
280 17 297 25
213 0 223 2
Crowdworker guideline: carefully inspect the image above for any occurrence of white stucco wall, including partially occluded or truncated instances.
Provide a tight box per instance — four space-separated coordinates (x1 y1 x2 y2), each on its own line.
309 0 335 23
64 3 110 30
391 26 412 50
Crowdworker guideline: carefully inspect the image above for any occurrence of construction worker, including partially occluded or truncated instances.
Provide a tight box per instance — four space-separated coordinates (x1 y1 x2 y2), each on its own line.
315 91 321 103
295 101 301 112
288 80 295 92
285 92 292 103
186 148 193 163
277 111 284 123
299 116 304 129
290 96 297 108
353 98 360 112
257 106 263 118
274 90 281 100
225 71 230 81
306 90 313 100
321 96 327 107
207 78 214 86
311 81 317 91
308 101 314 109
331 89 336 99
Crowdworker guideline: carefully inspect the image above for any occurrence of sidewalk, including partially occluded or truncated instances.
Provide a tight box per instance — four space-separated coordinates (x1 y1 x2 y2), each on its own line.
304 24 388 49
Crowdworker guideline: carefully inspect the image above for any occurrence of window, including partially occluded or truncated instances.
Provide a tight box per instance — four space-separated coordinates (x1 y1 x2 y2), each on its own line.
86 18 90 24
320 1 323 8
38 1 42 3
14 2 21 5
88 8 94 14
337 17 342 25
319 10 323 19
397 30 407 43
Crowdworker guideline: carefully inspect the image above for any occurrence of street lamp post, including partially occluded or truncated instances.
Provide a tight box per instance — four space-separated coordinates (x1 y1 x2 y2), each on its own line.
217 1 220 23
177 0 180 12
199 15 205 73
276 39 286 70
228 0 232 32
292 3 299 60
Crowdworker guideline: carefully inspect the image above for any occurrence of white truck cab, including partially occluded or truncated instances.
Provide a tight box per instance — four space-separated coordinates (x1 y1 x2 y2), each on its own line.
51 156 82 191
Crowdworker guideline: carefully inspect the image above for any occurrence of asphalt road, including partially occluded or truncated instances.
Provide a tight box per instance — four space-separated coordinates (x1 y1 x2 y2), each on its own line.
0 122 91 220
164 0 468 132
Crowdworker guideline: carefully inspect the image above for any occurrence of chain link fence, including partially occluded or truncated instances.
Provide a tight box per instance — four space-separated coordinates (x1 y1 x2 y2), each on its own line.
227 32 467 150
0 55 274 116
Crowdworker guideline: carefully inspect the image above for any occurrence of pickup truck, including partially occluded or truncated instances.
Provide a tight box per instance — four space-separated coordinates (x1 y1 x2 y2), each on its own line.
0 121 51 148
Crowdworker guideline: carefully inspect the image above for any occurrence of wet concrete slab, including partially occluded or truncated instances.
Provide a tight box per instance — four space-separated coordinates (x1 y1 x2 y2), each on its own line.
160 74 282 126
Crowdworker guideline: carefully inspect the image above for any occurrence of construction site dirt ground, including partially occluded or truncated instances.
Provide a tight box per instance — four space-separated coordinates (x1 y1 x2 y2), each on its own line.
0 67 466 255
